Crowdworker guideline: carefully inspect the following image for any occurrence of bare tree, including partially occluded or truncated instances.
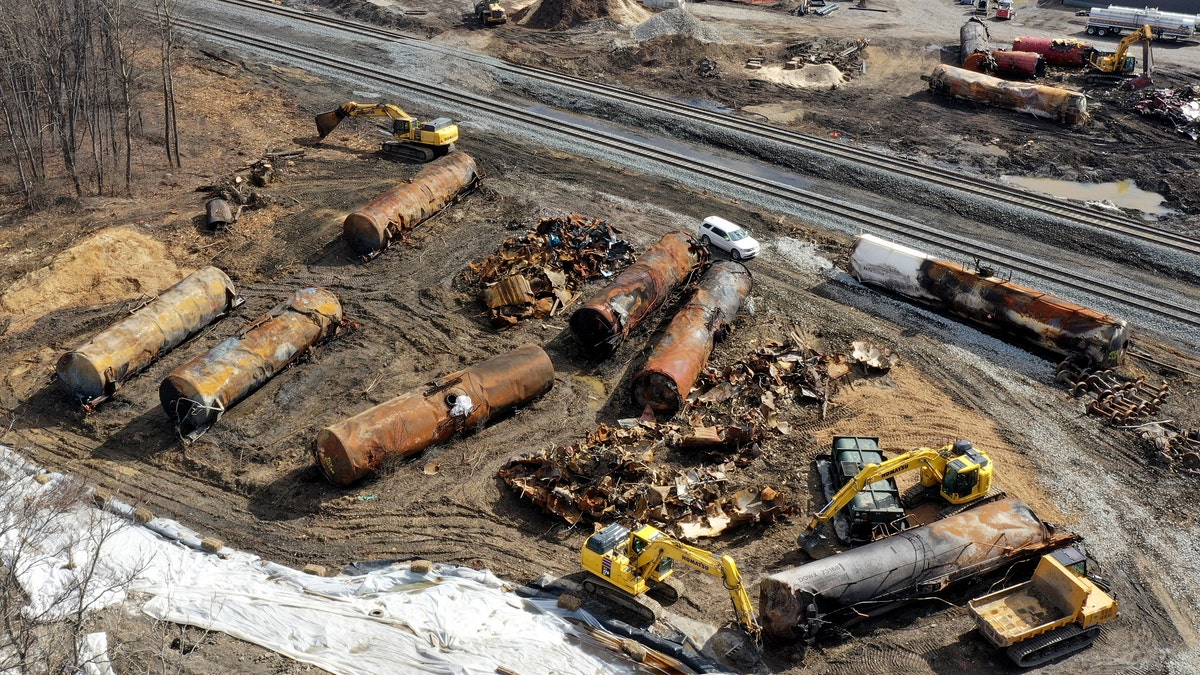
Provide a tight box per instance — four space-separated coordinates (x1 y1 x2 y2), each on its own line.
0 470 148 674
154 0 182 169
0 0 169 207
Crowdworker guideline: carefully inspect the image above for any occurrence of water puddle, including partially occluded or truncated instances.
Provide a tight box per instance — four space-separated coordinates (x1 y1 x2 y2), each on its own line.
672 97 734 113
526 105 813 189
1000 175 1168 215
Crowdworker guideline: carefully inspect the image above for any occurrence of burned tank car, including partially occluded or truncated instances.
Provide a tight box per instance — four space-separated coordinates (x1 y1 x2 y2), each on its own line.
928 64 1088 125
760 498 1074 642
848 234 1128 367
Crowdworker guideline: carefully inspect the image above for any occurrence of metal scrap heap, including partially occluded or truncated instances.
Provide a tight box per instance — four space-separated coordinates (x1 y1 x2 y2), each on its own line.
499 418 790 537
464 214 635 327
1135 86 1200 141
499 333 890 536
782 38 868 78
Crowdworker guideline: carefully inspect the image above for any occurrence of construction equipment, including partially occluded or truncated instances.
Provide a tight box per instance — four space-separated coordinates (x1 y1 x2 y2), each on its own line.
996 0 1013 20
580 523 761 647
974 0 988 16
800 439 999 557
475 1 507 25
1089 24 1154 75
314 102 458 163
968 546 1118 667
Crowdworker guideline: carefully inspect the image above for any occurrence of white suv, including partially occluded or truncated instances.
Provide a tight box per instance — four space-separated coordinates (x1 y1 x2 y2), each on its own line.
698 216 760 260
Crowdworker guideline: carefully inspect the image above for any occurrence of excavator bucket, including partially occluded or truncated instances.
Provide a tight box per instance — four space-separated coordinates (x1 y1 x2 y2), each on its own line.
799 530 837 560
314 107 348 141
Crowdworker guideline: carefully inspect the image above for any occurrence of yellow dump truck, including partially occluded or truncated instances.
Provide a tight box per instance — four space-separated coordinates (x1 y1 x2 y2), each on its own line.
968 546 1118 667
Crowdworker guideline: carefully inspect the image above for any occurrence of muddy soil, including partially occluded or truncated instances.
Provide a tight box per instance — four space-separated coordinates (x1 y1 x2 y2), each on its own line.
0 0 1198 673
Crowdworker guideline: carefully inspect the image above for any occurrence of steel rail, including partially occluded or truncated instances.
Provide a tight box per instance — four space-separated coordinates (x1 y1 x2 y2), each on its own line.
178 10 1200 329
211 0 1200 256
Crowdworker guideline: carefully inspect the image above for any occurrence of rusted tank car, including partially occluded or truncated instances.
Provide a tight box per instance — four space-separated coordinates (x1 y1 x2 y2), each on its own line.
56 266 241 409
569 231 707 355
342 152 479 257
760 499 1077 642
962 50 1047 78
848 234 1128 367
960 17 990 65
315 344 554 486
1012 36 1097 68
927 64 1088 125
159 287 344 438
631 261 752 416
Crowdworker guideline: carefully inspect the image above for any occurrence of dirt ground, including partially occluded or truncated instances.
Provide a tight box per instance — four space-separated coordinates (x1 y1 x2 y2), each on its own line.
1 0 1198 672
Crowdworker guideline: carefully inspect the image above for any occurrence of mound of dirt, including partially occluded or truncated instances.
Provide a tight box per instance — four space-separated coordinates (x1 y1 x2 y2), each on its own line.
0 226 182 333
518 0 651 30
631 7 719 42
756 63 846 90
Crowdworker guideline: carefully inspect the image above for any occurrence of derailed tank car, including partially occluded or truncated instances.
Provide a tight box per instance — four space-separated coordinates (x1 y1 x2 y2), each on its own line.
927 64 1088 125
849 234 1128 367
760 499 1078 642
1012 37 1097 68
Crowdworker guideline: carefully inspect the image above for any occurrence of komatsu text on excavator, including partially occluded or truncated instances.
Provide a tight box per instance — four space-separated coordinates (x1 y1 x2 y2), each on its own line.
800 438 1001 557
580 523 761 653
314 102 459 162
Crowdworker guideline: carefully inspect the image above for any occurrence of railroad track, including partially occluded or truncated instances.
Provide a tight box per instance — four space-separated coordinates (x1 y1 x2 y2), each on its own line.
179 3 1200 330
211 0 1200 257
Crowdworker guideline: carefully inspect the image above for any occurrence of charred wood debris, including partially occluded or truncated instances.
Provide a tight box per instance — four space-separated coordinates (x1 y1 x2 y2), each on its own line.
499 333 899 539
1057 361 1200 475
463 214 636 327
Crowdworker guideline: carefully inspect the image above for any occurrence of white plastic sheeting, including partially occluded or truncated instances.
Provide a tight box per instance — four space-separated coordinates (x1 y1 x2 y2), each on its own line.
0 447 637 674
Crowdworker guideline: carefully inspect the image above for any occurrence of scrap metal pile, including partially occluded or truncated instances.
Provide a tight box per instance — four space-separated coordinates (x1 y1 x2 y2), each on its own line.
500 333 895 537
464 214 636 327
499 418 790 538
1057 362 1200 474
781 38 868 78
1134 86 1200 140
1057 364 1170 425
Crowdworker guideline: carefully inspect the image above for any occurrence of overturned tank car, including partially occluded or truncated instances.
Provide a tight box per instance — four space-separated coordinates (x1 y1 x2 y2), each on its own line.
849 234 1128 367
760 498 1078 642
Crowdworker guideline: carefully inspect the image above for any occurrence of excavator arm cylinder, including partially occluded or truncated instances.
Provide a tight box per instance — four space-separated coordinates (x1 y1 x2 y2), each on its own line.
632 261 752 416
315 344 555 485
342 152 479 257
56 266 240 407
569 231 708 355
159 287 343 437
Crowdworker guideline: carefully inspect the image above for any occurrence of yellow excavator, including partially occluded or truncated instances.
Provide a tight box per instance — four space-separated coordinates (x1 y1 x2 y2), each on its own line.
800 440 1000 557
1089 24 1154 74
314 102 459 162
580 523 761 649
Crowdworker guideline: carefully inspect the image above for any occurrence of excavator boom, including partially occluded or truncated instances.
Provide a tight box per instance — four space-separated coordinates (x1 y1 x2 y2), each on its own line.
1088 24 1154 74
580 523 762 652
800 439 996 556
313 101 458 162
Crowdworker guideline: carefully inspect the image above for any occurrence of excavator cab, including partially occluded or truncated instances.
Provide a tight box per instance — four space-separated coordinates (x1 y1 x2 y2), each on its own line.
938 440 991 502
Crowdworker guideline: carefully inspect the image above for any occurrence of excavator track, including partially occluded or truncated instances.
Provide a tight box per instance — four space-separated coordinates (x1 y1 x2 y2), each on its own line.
381 141 436 162
1006 623 1100 667
935 487 1007 520
581 576 662 626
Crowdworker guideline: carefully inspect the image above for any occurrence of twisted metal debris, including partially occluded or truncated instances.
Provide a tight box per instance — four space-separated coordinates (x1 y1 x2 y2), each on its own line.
499 418 790 538
500 332 892 536
463 214 636 327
